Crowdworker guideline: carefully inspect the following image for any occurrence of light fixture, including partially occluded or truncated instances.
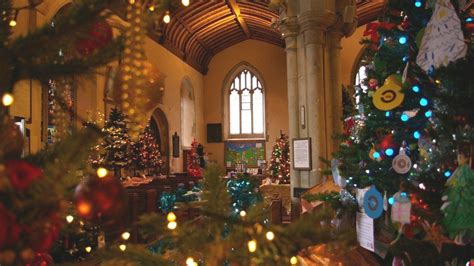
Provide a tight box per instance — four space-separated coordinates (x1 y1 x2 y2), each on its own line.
167 221 177 230
9 10 18 27
163 11 171 24
85 246 92 253
119 244 127 251
182 0 190 7
167 212 176 222
290 256 298 265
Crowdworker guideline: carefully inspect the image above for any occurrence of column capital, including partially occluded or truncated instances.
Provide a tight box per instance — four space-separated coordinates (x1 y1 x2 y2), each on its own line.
279 16 299 39
298 10 337 33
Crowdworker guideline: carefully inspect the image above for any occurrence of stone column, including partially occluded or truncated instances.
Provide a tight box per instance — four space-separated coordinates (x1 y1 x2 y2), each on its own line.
299 12 335 186
280 17 301 193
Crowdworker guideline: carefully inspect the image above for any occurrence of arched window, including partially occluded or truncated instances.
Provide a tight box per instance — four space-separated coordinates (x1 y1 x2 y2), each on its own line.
352 47 371 106
181 78 196 148
227 67 265 138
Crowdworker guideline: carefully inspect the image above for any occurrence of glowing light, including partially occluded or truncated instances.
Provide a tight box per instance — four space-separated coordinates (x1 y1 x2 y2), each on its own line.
385 111 391 117
167 221 177 230
466 17 473 23
290 256 298 265
239 210 246 217
401 192 408 198
425 110 432 118
96 167 108 178
66 215 74 223
413 131 421 139
419 183 426 190
247 240 257 253
412 85 420 93
167 212 176 222
2 93 14 106
77 201 91 216
163 12 171 23
373 152 380 159
401 114 409 122
444 170 451 177
419 98 428 107
119 244 127 251
9 20 17 27
265 231 275 241
182 0 190 6
398 36 407 44
121 232 130 240
385 148 394 156
415 0 422 8
129 0 135 4
388 197 394 205
186 257 195 266
85 246 92 253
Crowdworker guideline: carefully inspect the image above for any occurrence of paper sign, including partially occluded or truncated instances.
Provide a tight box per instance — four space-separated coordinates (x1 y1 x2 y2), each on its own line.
356 212 375 251
292 138 311 170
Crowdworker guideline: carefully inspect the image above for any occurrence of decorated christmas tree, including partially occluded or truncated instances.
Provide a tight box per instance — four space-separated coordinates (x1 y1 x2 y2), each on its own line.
308 0 474 264
132 125 162 174
267 132 290 184
187 139 202 177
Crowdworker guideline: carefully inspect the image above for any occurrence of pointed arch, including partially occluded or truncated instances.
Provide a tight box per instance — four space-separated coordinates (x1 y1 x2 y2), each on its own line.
180 76 196 148
151 108 170 175
222 61 266 139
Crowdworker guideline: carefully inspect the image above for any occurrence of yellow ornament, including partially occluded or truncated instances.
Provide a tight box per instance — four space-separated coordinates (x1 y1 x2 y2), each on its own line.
372 75 404 111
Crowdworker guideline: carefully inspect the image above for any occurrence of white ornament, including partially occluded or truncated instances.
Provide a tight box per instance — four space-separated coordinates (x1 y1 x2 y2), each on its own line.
416 0 467 72
392 148 412 174
391 192 411 225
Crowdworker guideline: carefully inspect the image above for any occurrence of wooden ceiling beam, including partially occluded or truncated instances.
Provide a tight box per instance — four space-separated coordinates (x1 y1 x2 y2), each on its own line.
226 0 251 38
174 14 213 58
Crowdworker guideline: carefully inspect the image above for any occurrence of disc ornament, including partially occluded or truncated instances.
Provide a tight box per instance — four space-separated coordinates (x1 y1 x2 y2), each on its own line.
363 186 384 219
372 75 405 111
392 148 412 174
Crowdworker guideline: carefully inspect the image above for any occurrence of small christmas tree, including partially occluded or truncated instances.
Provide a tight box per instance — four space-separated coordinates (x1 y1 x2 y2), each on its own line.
187 139 202 177
131 125 162 174
95 108 131 176
268 132 290 184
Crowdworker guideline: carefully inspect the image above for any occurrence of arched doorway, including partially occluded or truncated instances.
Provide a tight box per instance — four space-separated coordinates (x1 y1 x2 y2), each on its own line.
151 108 170 175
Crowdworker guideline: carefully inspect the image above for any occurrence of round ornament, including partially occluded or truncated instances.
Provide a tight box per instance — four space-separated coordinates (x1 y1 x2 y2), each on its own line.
74 174 125 223
392 148 412 174
76 21 113 56
363 186 384 219
372 75 405 111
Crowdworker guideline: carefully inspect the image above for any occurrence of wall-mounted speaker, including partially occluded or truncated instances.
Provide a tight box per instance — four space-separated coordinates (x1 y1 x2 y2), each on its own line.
207 123 222 143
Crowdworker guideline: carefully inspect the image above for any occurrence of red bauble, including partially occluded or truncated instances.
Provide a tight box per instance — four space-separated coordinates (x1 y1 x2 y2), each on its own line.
74 174 125 223
5 160 43 191
379 134 396 151
76 21 113 56
0 204 21 249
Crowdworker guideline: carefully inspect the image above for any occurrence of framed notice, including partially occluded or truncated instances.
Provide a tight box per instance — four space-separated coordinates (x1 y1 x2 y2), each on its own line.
292 138 311 170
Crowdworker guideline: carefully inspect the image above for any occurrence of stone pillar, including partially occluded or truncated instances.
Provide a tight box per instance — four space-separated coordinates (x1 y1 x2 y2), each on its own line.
299 13 336 186
280 17 300 195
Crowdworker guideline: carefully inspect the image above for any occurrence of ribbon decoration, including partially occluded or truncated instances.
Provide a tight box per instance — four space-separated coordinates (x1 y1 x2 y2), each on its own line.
363 22 397 49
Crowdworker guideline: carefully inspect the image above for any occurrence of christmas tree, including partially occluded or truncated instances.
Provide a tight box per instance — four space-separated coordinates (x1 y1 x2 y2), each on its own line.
187 139 202 177
100 108 132 176
132 125 162 174
267 132 290 184
310 0 474 264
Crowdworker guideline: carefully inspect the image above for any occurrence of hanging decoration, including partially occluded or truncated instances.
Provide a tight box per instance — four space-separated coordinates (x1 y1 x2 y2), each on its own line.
76 21 113 56
416 0 467 72
372 75 404 111
363 186 384 219
391 191 412 225
392 147 412 174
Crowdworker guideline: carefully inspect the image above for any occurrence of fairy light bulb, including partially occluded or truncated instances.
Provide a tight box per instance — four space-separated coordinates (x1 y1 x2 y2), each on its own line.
163 11 171 23
265 231 275 241
149 5 155 11
290 256 298 265
66 215 74 223
121 232 130 240
96 167 108 178
119 244 127 251
167 212 176 222
9 19 17 27
186 257 197 266
85 246 92 253
167 221 177 230
239 210 246 217
182 0 190 6
247 239 257 252
2 93 14 106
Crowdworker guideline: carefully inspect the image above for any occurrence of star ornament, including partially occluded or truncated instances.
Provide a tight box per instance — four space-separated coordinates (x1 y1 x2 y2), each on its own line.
421 221 453 253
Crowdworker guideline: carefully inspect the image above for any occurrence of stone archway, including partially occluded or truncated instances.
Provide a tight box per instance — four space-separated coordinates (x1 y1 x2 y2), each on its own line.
151 108 170 175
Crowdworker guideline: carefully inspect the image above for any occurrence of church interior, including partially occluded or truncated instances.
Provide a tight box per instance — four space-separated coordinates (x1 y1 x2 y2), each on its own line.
0 0 473 265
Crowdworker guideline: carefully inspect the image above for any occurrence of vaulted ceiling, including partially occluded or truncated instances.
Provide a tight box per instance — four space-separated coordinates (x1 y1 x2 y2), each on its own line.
152 0 384 74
